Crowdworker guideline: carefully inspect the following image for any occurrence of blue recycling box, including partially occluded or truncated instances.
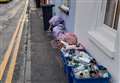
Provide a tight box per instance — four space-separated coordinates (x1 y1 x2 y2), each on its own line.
60 49 111 83
72 75 111 83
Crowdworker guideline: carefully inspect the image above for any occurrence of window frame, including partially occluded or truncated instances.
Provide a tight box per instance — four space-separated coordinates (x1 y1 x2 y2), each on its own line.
103 0 119 30
88 0 119 59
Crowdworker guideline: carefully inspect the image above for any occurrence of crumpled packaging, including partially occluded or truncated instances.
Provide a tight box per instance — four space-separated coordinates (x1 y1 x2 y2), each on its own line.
49 16 64 27
63 32 78 45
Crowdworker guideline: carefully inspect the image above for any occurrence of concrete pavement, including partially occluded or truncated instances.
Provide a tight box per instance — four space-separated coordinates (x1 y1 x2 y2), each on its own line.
30 9 67 83
4 0 68 83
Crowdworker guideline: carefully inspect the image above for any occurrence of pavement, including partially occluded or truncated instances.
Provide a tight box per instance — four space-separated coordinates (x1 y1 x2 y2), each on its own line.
30 9 67 83
12 0 68 83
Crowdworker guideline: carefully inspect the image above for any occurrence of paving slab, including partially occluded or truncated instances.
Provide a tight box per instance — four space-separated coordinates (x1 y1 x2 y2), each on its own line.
30 8 67 83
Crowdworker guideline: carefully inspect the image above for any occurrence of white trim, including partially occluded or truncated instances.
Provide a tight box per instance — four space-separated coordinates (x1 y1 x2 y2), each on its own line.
88 30 115 59
88 0 119 58
99 24 117 38
103 0 119 29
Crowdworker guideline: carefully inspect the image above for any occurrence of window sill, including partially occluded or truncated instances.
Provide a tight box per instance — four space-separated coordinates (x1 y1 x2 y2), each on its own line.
59 5 69 15
88 28 116 59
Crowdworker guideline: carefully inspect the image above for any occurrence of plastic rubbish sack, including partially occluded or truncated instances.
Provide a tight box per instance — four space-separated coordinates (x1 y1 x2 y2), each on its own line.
49 16 64 27
63 32 78 45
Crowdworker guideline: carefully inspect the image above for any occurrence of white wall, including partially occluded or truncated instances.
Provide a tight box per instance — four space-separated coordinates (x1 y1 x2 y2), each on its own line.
74 0 120 83
117 16 120 83
53 0 76 32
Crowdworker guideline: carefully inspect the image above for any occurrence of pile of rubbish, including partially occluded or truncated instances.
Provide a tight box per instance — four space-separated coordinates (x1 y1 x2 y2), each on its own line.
48 15 111 82
60 42 110 79
48 16 78 49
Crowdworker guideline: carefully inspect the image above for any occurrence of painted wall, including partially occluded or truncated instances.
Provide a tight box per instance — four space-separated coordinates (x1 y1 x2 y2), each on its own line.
53 0 120 83
74 0 120 83
53 0 76 32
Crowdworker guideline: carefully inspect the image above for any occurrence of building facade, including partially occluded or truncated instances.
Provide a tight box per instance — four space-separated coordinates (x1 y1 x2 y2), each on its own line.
51 0 120 83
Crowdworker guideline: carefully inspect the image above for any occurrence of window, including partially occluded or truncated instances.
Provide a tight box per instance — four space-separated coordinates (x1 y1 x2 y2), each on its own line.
88 0 120 58
104 0 120 30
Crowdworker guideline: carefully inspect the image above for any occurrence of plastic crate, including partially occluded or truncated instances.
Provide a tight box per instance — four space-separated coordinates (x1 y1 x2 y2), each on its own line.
72 76 111 83
71 65 111 83
60 52 67 73
60 49 87 65
60 49 111 83
60 52 66 65
60 49 89 74
60 52 73 83
66 66 73 83
65 65 111 83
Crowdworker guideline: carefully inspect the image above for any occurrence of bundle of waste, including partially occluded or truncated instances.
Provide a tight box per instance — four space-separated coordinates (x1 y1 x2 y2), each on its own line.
62 32 78 45
52 24 65 38
61 46 110 79
60 40 85 52
73 65 110 79
49 16 79 49
49 15 65 31
51 32 78 49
